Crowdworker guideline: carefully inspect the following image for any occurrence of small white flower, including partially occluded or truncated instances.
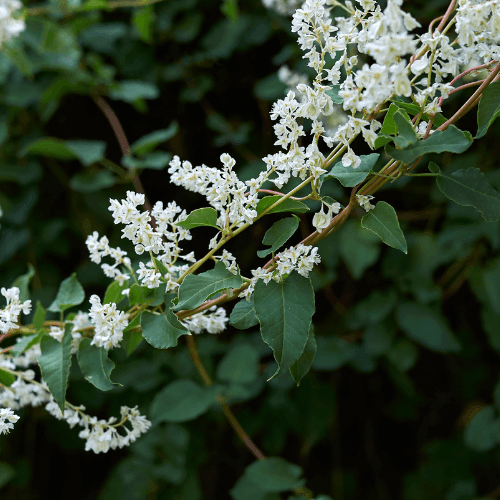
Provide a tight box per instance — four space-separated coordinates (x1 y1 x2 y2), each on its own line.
356 194 375 212
0 407 20 434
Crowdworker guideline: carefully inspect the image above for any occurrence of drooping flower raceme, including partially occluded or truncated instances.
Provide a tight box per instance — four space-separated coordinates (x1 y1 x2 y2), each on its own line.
88 295 129 350
0 286 31 334
0 407 19 434
0 0 25 46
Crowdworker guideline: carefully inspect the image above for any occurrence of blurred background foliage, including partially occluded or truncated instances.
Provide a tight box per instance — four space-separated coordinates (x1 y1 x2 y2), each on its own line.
1 0 500 498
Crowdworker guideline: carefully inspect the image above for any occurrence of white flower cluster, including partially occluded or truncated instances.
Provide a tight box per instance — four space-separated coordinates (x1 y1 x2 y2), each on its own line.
0 407 19 434
215 249 238 275
45 398 151 454
181 306 228 334
356 194 375 212
0 367 150 453
0 0 25 46
456 0 500 65
88 295 129 350
47 311 90 353
0 371 49 410
107 191 194 291
168 153 259 232
86 231 131 286
0 286 31 334
312 200 342 232
262 0 302 16
242 243 321 299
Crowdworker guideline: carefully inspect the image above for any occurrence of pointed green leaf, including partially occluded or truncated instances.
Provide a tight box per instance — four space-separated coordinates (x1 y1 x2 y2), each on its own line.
109 80 159 102
289 326 316 386
253 272 315 380
464 406 500 452
20 137 76 159
175 207 219 230
48 273 85 313
150 379 219 423
33 301 46 331
174 261 243 311
245 458 305 492
374 103 410 148
0 368 15 387
323 153 379 187
385 125 473 163
217 342 260 384
65 140 106 166
10 264 35 302
361 201 407 254
256 196 309 215
103 280 129 305
77 338 121 391
128 283 154 306
130 122 178 156
477 81 500 138
70 170 116 193
141 309 189 349
38 323 73 411
391 99 447 127
325 85 343 104
392 109 418 148
229 297 259 329
10 330 45 357
257 215 299 258
429 163 500 221
396 302 461 353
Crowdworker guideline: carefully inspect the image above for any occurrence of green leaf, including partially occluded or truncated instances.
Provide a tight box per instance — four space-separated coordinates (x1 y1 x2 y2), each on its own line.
396 303 461 353
141 309 189 349
174 261 243 311
323 153 379 187
391 99 447 127
81 0 110 10
0 367 15 387
175 208 219 230
20 137 76 159
221 0 239 22
253 272 315 380
230 475 280 500
70 170 116 193
463 406 500 452
33 301 46 331
374 103 410 149
361 201 407 254
229 298 259 329
109 80 160 102
245 458 305 492
257 215 299 258
391 110 418 149
122 151 172 170
289 326 316 386
130 122 178 156
128 284 154 306
339 220 381 279
77 338 121 391
0 461 16 488
132 5 155 43
256 196 309 215
312 336 355 370
48 273 85 313
10 263 35 302
385 125 473 163
10 330 45 357
325 85 343 104
65 140 106 166
385 338 418 372
476 81 500 138
38 323 73 411
150 379 218 423
217 342 260 384
429 163 500 221
103 280 129 305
